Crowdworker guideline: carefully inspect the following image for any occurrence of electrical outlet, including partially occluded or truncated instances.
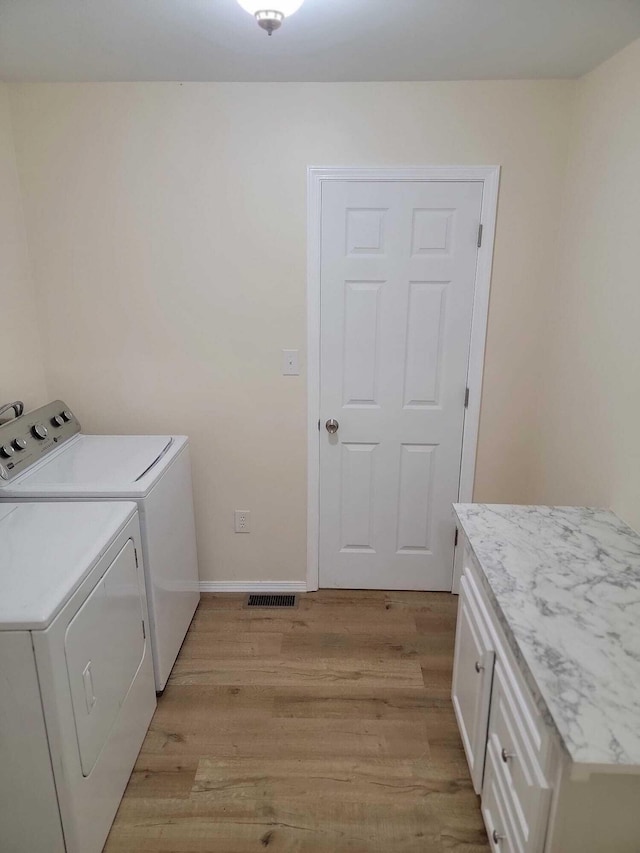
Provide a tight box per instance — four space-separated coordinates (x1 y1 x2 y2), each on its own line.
234 510 250 533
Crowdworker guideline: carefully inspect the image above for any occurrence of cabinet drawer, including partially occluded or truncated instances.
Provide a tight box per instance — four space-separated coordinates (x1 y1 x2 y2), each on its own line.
483 736 525 853
487 663 551 851
461 551 492 628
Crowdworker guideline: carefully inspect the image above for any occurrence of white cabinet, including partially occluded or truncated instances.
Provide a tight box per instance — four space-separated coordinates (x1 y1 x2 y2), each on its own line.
453 529 640 853
452 562 552 850
452 543 553 852
452 572 495 792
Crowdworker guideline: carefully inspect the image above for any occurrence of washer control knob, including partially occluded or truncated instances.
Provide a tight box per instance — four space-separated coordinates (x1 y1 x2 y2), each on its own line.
32 424 48 440
12 438 27 451
61 410 73 422
0 444 15 458
51 414 65 427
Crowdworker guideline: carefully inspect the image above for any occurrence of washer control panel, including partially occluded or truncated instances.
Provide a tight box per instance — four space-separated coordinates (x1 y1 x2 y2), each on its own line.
0 400 81 482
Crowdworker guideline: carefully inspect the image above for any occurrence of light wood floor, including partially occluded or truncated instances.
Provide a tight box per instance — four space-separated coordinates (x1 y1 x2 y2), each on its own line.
105 591 489 852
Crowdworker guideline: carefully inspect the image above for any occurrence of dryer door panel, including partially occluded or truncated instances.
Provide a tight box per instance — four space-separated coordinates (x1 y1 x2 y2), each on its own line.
65 538 145 776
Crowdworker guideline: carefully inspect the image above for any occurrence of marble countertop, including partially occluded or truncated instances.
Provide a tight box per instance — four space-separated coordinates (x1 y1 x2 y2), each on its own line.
453 504 640 771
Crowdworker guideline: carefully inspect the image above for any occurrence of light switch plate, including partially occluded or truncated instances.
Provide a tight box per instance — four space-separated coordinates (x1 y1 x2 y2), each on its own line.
282 349 300 376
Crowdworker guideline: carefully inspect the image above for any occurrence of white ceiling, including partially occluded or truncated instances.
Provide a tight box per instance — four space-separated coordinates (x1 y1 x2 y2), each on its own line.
1 0 640 83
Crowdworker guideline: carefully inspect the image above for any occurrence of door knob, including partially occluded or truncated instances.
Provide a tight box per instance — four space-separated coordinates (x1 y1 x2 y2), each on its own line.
325 419 339 434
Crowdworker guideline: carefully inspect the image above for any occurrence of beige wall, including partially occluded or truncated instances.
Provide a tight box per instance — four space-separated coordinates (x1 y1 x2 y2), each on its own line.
0 84 47 411
8 81 573 582
532 38 640 531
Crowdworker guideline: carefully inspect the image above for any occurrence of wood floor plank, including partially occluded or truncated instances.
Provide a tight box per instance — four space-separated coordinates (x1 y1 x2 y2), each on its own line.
279 630 454 660
142 717 432 760
191 757 459 804
271 687 446 721
415 610 459 634
190 607 419 635
297 590 387 611
121 755 199 799
141 685 276 735
105 590 488 852
105 800 445 853
169 655 425 689
385 590 458 610
179 631 284 659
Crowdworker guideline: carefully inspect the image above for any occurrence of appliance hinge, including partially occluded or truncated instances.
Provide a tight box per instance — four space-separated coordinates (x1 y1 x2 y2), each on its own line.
318 419 320 431
454 527 459 548
464 387 470 409
134 547 139 568
477 222 483 248
141 620 146 640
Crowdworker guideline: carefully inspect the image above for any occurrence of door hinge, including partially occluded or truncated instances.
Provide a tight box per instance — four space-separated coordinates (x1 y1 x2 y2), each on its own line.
134 547 139 568
477 223 483 248
141 620 146 640
464 387 470 409
454 527 459 547
318 419 320 432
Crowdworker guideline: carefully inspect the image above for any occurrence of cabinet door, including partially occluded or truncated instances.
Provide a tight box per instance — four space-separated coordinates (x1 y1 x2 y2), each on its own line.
452 572 495 792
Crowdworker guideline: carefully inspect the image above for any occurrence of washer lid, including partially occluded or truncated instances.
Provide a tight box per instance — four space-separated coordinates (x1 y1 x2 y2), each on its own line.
3 434 187 497
0 501 137 630
14 434 173 487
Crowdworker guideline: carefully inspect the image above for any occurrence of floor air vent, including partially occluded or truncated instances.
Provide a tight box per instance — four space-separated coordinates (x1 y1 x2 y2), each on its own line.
246 594 297 608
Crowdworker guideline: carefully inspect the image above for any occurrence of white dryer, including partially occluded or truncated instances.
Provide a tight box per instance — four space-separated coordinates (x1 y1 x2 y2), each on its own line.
0 400 200 691
0 500 156 853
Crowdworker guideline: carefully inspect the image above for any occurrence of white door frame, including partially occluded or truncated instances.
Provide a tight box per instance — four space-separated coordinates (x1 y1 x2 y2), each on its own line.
306 165 501 592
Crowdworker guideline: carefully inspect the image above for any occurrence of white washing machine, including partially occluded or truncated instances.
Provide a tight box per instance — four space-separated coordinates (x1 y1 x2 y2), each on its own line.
0 400 201 691
0 500 156 853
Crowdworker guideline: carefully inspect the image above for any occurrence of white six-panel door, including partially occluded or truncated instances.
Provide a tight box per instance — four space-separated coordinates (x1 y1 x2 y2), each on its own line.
319 180 483 589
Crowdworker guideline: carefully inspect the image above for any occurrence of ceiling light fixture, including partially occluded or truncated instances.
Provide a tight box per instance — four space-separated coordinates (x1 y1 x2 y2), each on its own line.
237 0 304 35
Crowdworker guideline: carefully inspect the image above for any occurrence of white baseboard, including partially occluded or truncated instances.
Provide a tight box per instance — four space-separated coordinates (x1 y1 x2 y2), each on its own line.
199 581 307 593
